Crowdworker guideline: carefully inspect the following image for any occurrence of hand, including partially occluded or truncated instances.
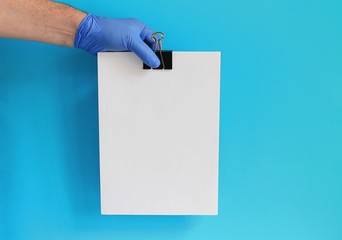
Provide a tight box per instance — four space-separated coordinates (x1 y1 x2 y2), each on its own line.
74 14 160 68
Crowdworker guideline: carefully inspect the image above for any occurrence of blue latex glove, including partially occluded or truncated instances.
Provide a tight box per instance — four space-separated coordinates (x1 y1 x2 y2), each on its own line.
74 14 160 68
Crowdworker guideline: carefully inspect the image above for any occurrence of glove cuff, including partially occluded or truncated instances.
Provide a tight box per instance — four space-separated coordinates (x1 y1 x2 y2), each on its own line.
74 13 104 55
74 14 92 48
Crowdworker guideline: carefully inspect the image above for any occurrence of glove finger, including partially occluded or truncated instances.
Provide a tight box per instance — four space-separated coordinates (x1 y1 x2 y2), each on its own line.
130 37 160 68
141 25 155 46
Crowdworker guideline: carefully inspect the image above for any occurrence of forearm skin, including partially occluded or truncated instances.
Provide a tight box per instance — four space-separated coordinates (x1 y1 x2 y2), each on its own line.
0 0 86 47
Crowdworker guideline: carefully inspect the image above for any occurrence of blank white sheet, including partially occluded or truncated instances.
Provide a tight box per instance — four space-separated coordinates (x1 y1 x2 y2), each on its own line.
98 52 220 215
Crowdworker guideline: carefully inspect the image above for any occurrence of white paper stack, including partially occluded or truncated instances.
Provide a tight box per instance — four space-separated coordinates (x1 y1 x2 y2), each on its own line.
98 52 220 215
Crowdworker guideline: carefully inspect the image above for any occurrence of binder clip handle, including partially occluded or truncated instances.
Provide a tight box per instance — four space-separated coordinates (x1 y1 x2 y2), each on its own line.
143 32 172 70
152 32 165 52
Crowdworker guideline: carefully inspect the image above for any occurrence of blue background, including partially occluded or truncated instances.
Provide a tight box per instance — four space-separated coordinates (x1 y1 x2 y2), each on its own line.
1 0 342 239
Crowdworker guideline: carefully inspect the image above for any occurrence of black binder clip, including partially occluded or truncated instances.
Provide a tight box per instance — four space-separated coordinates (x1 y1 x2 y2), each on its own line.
143 32 172 70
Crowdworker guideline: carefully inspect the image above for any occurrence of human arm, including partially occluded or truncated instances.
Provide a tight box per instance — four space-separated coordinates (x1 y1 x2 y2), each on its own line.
0 0 160 67
0 0 85 47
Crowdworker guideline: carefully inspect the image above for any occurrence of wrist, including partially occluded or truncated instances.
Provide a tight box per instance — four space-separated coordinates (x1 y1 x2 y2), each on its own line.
44 2 87 47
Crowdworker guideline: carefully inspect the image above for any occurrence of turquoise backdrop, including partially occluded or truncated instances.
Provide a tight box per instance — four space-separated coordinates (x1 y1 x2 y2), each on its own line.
1 0 341 239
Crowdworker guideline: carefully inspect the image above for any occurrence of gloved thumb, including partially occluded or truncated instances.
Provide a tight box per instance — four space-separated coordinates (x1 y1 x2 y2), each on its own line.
129 37 160 68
